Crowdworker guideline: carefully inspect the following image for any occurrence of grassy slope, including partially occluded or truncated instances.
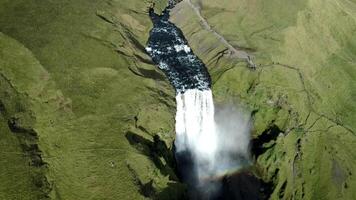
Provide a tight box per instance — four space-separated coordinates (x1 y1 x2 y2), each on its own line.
171 0 355 199
0 0 187 199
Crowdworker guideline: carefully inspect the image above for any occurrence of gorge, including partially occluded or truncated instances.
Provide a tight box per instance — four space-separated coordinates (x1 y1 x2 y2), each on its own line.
146 2 263 199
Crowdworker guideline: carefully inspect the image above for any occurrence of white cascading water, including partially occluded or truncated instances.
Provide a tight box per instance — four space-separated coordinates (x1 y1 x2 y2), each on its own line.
175 89 218 180
174 89 251 184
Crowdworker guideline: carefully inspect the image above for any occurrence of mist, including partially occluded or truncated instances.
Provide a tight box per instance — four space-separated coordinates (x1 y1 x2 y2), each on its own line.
174 89 251 198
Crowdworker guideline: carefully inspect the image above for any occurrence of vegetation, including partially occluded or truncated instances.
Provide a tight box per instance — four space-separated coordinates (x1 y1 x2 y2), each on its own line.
1 0 355 199
0 0 188 199
170 0 355 199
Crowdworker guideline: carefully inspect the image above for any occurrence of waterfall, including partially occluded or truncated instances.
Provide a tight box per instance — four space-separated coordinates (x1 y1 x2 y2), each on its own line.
174 88 251 184
146 5 251 195
175 89 218 179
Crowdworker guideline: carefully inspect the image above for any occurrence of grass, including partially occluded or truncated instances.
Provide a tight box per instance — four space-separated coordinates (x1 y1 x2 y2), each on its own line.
0 0 184 199
171 0 356 199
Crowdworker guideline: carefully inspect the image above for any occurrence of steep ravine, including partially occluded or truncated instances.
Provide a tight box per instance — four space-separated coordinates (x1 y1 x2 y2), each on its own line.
0 0 354 199
146 1 273 199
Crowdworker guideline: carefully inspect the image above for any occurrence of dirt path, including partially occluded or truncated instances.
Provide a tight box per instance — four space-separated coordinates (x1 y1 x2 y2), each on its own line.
184 0 256 68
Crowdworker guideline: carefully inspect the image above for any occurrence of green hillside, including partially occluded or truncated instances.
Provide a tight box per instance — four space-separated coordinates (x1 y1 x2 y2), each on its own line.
0 0 355 199
0 0 187 199
171 0 356 199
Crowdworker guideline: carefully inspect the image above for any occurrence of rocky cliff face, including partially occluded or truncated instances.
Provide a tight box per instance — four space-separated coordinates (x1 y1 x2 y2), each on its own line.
170 0 355 199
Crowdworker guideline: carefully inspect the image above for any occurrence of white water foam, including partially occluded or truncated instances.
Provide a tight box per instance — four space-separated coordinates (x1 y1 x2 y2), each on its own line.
175 90 217 153
174 44 191 53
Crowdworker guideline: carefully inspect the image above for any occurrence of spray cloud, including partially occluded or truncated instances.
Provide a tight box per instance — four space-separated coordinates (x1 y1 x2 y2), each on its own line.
174 89 251 197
